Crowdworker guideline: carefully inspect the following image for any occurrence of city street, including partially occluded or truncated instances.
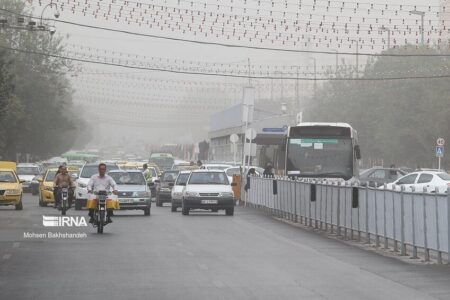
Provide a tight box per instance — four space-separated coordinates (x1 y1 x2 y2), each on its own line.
1 194 450 300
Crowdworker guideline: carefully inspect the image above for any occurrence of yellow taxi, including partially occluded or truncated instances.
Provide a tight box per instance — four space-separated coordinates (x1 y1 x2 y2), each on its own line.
0 161 24 210
38 168 59 207
38 168 77 207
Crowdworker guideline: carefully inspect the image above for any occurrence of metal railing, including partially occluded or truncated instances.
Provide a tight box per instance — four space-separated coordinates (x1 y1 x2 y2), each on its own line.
246 176 450 263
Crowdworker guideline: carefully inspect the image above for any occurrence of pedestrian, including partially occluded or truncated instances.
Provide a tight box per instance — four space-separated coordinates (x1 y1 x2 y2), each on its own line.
244 168 256 192
263 163 274 178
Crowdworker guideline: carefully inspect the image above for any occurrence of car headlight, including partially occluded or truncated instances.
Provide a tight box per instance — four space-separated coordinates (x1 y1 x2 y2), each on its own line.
6 189 21 195
133 191 149 197
220 192 234 197
185 191 199 197
78 182 87 188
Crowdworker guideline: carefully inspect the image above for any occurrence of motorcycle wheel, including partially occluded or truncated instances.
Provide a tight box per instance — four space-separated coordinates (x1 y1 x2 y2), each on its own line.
97 211 104 234
61 199 67 216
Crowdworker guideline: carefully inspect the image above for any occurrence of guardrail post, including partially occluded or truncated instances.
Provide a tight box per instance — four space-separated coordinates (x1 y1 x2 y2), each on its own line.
383 184 388 249
344 182 348 239
337 182 341 236
423 187 430 261
400 186 406 256
447 186 450 264
411 187 418 259
375 184 379 247
435 187 442 264
365 185 370 244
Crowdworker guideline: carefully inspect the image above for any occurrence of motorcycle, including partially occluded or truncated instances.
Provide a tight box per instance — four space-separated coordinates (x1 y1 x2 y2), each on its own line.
60 187 69 216
88 191 118 234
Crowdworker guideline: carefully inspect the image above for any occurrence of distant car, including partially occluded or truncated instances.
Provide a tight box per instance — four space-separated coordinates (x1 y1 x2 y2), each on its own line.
108 170 151 216
359 167 407 187
38 168 58 207
381 171 450 194
200 164 233 171
155 170 179 207
181 170 235 216
74 163 119 210
170 170 191 212
16 163 41 193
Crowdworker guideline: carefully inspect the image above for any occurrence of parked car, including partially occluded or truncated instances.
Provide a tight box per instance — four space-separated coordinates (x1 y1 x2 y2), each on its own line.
108 170 151 216
381 171 450 193
155 170 179 206
359 167 407 187
16 163 41 193
74 162 119 210
181 170 235 216
170 170 191 212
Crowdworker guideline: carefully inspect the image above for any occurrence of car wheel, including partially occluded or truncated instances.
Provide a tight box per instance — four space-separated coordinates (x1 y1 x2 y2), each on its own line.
171 205 177 212
225 207 234 216
144 207 151 216
75 198 82 210
15 198 23 211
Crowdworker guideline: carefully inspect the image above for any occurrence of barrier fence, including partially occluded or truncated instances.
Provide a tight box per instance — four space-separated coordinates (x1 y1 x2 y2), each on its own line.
246 176 450 263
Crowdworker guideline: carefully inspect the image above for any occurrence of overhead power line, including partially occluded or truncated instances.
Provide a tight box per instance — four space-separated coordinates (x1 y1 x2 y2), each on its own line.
3 45 450 81
2 8 450 57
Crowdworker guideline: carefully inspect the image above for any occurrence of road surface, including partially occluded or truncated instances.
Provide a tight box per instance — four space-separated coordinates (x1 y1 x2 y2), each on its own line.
1 194 450 300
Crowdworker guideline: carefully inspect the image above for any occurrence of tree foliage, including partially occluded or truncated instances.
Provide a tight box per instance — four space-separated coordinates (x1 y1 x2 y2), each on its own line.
304 46 450 169
0 0 90 160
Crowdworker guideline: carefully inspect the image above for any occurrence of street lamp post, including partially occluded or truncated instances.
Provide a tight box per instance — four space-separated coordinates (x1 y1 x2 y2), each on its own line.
410 10 425 46
379 26 391 49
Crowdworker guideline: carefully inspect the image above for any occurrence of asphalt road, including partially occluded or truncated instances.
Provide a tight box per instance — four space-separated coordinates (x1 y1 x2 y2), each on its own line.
1 194 450 300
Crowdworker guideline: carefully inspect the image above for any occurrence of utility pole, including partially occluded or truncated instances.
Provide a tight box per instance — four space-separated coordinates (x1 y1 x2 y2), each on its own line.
410 10 425 46
295 66 300 112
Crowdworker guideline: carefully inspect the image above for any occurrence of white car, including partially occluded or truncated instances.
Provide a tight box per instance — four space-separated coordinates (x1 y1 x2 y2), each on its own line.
381 171 450 194
170 170 191 212
181 170 235 216
74 163 119 210
17 163 41 192
200 164 233 171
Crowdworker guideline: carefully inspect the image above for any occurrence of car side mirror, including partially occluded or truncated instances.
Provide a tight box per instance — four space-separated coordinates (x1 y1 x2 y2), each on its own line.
71 173 78 180
168 182 174 187
38 178 43 183
354 145 361 160
231 182 237 186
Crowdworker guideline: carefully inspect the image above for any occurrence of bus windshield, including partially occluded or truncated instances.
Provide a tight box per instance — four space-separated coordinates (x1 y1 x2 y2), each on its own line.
286 138 353 180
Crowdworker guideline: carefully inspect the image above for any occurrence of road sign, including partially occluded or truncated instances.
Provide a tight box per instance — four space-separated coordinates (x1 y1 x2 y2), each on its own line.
437 138 445 146
245 128 257 140
229 134 239 143
436 146 444 157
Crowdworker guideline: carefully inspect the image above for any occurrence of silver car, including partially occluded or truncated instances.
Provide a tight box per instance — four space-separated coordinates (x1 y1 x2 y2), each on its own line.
108 170 151 216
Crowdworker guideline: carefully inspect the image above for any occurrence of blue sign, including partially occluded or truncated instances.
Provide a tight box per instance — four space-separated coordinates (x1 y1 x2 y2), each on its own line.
262 127 287 133
436 146 444 157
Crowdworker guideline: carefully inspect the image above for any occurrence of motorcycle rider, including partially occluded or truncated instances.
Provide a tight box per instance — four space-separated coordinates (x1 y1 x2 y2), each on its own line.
87 163 118 224
53 165 75 209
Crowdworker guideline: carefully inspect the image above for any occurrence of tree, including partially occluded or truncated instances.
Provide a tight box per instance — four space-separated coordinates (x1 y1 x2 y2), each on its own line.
304 46 450 169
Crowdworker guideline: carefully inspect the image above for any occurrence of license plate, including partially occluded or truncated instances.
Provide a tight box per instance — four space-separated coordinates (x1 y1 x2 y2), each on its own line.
201 200 218 204
120 198 134 203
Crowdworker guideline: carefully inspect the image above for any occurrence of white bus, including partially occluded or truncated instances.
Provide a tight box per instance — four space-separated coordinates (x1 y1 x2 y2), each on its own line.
283 122 361 181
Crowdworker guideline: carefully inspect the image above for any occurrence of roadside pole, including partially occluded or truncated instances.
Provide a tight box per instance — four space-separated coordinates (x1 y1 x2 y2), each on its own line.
436 138 445 170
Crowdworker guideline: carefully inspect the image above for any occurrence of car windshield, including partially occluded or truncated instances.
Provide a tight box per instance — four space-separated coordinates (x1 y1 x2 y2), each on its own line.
437 173 450 181
0 171 17 183
162 171 179 182
17 167 40 175
80 165 118 178
287 138 353 180
109 172 146 185
188 172 229 185
45 171 57 181
176 173 190 185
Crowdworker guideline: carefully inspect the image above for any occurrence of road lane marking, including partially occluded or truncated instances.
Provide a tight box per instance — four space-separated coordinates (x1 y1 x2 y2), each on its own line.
3 254 11 260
